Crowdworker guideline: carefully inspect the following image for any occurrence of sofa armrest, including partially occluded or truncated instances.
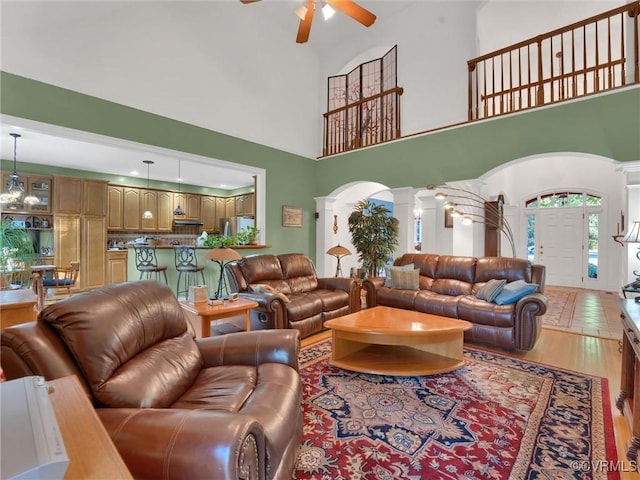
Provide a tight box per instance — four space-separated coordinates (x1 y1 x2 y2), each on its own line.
196 330 300 371
362 277 385 307
317 277 361 312
514 292 548 350
237 292 288 329
98 408 265 480
531 264 546 294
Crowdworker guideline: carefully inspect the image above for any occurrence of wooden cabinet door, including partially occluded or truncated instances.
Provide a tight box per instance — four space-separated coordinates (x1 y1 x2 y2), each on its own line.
54 215 81 274
140 189 158 231
107 186 124 230
201 196 216 232
54 176 82 214
107 251 128 284
235 195 244 216
173 193 186 218
157 191 173 231
82 180 108 216
186 195 201 220
225 197 235 218
244 193 255 216
123 188 140 230
81 216 106 290
26 175 52 213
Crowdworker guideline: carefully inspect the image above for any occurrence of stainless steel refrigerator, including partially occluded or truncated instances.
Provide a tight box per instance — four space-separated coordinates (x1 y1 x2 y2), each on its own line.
220 216 255 237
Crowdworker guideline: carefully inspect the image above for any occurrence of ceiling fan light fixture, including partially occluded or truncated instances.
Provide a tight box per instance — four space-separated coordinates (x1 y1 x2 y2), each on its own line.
322 2 335 20
295 4 308 20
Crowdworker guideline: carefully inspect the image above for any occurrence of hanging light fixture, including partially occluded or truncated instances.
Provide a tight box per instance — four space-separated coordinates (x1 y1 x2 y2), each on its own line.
1 133 39 205
173 160 185 216
142 160 154 219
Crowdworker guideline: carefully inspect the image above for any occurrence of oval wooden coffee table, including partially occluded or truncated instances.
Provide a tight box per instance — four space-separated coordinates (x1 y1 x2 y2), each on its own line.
324 306 472 376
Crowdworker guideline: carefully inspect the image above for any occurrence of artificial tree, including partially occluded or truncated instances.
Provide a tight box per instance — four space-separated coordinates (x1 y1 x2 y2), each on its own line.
348 199 399 277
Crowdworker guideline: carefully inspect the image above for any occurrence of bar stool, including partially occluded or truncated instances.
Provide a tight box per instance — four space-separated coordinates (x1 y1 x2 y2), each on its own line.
174 246 206 299
134 246 168 284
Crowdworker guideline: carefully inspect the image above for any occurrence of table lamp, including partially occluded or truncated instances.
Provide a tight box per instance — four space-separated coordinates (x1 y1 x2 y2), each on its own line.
204 247 242 299
622 220 640 303
326 244 351 277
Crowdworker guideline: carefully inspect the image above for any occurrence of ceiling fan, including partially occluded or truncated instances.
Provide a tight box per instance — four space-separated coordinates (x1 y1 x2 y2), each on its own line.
240 0 376 44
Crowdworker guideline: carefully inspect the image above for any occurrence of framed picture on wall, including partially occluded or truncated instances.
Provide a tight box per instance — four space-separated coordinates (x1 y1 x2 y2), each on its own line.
283 205 303 227
444 208 453 228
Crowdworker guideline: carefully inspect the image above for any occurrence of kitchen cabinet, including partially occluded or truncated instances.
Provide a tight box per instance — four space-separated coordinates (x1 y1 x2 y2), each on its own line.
0 174 52 214
53 176 82 214
107 186 124 230
54 215 81 279
140 189 157 231
83 180 108 216
157 191 173 231
82 216 106 290
235 193 255 217
107 250 128 284
174 193 201 221
123 187 141 230
225 197 235 218
201 196 217 232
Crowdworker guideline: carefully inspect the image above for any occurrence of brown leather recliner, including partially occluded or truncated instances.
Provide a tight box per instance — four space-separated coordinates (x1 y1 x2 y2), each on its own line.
226 253 361 339
0 281 302 480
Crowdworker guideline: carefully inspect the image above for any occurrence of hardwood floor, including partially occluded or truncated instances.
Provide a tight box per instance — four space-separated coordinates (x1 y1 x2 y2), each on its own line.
304 295 637 478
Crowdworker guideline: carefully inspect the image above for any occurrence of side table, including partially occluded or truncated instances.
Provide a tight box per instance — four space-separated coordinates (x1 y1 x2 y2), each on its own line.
180 297 259 338
617 298 640 462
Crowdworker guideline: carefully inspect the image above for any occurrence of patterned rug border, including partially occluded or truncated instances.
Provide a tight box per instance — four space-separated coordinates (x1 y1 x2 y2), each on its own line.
296 338 620 480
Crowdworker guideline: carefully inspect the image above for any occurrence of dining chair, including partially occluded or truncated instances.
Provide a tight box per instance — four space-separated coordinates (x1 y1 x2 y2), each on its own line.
41 261 80 296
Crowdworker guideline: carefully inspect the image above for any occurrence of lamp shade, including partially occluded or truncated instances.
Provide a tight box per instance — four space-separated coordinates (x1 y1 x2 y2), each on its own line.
204 247 242 262
622 221 640 244
326 244 351 257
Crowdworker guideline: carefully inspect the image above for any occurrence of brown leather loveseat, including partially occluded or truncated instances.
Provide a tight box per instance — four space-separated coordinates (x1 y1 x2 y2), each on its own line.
0 281 302 480
226 253 361 339
364 253 548 351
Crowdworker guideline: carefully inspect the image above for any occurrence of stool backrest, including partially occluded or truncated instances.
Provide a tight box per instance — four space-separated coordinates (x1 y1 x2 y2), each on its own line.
174 246 199 269
135 247 159 269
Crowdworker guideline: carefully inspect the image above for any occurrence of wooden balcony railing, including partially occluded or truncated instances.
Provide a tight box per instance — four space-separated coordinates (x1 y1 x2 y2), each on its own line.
323 86 404 157
468 2 640 120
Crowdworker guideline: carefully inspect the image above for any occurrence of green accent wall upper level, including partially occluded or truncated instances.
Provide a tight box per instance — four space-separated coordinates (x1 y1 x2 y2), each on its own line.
2 71 638 260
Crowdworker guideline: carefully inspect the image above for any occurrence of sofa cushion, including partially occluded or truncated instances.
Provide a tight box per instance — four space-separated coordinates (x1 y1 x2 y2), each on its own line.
390 268 420 290
414 291 460 318
312 289 350 312
494 280 538 305
375 286 418 310
457 295 516 328
40 281 203 408
475 257 531 283
384 263 414 287
279 254 319 293
285 293 323 322
475 279 507 302
249 284 291 303
239 254 284 284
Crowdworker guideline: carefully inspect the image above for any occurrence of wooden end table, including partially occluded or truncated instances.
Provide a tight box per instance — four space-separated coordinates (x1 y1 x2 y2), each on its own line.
180 297 259 338
0 289 37 328
324 306 472 376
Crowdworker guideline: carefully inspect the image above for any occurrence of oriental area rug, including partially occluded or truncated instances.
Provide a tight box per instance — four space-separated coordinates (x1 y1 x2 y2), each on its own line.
293 338 619 480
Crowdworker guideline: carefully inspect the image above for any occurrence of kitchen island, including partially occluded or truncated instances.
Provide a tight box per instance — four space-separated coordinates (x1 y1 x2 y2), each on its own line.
124 244 270 298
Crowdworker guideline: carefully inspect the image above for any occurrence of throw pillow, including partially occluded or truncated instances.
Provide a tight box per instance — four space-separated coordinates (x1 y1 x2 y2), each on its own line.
384 263 414 287
475 279 507 302
248 283 290 303
493 280 538 305
390 268 420 291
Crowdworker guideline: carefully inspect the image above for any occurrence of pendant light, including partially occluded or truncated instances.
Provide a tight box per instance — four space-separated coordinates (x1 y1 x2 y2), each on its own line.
173 159 185 216
0 133 39 205
142 160 154 219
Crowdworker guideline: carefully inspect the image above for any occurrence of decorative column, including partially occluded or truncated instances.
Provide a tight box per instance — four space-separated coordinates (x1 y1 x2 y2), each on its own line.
388 187 419 256
314 196 338 277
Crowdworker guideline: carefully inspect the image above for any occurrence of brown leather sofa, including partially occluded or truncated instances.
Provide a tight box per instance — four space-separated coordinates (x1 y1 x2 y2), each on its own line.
0 281 302 480
363 253 548 351
226 253 361 339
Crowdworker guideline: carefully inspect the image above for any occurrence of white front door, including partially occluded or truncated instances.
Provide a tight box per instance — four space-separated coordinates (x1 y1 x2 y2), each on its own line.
538 207 585 287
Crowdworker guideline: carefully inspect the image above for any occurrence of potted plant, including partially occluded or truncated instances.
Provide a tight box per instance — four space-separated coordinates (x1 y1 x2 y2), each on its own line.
246 226 260 245
348 199 399 277
0 219 37 288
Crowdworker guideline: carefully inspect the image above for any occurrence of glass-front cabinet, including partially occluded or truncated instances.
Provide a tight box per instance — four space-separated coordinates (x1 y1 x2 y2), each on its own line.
1 174 52 214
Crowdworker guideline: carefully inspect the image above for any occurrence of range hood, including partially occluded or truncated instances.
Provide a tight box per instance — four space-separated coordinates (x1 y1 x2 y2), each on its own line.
173 219 204 227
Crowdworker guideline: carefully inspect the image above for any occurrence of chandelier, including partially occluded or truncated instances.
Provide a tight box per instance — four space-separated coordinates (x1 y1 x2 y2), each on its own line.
0 133 39 205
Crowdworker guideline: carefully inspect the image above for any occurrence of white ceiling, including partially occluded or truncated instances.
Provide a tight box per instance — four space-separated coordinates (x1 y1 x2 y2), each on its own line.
0 116 262 191
0 0 408 190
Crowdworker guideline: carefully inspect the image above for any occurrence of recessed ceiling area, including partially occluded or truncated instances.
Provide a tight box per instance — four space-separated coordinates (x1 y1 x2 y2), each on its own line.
0 116 259 191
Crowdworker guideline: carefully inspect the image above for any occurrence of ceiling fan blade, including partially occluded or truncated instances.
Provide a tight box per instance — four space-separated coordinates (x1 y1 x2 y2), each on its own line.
326 0 376 27
296 2 315 44
240 0 261 4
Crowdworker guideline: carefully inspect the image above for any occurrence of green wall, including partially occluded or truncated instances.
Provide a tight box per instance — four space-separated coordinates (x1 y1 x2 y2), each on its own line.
313 87 640 195
0 72 317 259
2 71 639 262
